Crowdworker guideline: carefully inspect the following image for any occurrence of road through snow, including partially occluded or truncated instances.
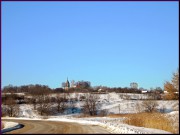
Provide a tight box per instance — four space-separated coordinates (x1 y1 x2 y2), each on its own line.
2 119 111 134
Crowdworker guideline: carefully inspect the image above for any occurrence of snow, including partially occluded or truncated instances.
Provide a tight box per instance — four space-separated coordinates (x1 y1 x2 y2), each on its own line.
2 93 178 134
2 121 19 129
19 104 40 118
167 111 179 115
165 111 179 133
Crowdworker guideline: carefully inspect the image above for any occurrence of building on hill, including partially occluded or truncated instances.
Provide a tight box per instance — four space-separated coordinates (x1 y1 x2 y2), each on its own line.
64 78 70 90
71 80 76 88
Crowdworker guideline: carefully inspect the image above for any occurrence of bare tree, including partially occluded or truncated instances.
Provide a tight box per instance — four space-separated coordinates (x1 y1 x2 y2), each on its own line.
69 97 76 113
55 93 67 113
35 86 52 116
29 84 50 110
141 100 158 113
5 97 19 117
82 93 100 116
30 97 37 110
37 94 51 116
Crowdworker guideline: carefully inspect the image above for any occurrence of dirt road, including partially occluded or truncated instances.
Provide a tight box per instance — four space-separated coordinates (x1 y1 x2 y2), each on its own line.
2 119 111 134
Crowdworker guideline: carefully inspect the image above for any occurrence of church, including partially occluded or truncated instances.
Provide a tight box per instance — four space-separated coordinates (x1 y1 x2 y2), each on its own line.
64 78 70 90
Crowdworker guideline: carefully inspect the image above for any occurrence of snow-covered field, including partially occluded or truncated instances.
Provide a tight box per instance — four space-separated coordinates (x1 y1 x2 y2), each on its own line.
2 92 179 134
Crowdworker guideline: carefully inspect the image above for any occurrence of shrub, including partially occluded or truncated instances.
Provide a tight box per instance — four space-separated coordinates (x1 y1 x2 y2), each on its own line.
141 100 158 113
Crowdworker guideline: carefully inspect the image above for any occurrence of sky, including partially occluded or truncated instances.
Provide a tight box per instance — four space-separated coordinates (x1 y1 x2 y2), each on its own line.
1 2 179 90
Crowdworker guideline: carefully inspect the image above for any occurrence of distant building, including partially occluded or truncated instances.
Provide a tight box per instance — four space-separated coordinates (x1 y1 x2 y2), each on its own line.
139 87 148 93
71 80 76 88
64 78 70 90
130 82 138 89
141 90 148 93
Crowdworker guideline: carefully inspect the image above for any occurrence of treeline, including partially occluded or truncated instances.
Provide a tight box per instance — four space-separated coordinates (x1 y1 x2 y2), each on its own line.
2 84 144 94
106 87 142 93
2 84 52 94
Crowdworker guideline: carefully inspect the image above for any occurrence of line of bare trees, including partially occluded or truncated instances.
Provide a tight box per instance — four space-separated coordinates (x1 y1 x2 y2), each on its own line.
2 92 102 117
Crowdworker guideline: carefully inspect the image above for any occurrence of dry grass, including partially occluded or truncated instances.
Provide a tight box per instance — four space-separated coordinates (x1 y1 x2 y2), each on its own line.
110 112 177 134
78 112 178 133
108 113 134 118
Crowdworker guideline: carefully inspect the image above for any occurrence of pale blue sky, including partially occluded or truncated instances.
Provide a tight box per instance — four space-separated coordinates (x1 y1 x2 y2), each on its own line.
2 2 179 89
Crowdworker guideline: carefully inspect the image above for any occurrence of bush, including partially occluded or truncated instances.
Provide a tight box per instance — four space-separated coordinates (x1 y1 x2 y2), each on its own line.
142 100 158 113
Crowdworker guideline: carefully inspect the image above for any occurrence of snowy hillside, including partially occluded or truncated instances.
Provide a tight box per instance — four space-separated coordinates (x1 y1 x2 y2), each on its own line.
2 92 179 134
